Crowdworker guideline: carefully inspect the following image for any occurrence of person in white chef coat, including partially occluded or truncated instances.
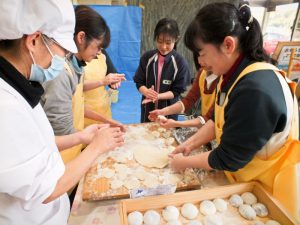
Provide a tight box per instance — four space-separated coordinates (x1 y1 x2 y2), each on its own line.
0 1 124 225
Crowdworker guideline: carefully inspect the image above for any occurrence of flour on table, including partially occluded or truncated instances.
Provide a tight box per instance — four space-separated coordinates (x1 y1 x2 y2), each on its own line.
124 178 140 190
110 179 123 189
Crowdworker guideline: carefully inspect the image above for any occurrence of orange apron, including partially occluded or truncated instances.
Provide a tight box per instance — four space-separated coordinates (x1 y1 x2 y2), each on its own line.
60 63 85 164
84 54 112 128
214 62 300 221
198 70 217 116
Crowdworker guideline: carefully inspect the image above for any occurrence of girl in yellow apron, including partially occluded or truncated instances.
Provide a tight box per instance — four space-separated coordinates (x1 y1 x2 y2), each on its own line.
170 2 300 221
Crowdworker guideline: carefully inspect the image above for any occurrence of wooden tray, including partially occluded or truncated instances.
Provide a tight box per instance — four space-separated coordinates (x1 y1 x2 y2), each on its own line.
82 123 201 201
120 182 297 225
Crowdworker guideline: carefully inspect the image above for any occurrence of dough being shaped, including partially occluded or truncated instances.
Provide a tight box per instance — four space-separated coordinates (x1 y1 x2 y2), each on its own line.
181 203 199 219
128 211 143 225
213 198 228 212
187 221 203 225
101 168 115 178
143 210 160 225
241 192 257 205
124 178 140 190
110 179 123 189
200 200 217 215
162 205 179 222
265 220 281 225
133 145 169 168
166 221 182 225
203 214 223 225
252 203 268 217
229 194 243 207
143 174 160 188
239 204 256 220
158 115 168 122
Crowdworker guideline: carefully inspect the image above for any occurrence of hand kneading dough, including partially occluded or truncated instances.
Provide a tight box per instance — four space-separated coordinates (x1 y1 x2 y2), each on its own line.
200 200 216 215
181 203 199 219
143 210 160 225
239 204 256 220
133 145 169 168
162 206 179 221
187 221 203 225
241 192 257 205
213 198 228 212
128 211 143 225
203 215 223 225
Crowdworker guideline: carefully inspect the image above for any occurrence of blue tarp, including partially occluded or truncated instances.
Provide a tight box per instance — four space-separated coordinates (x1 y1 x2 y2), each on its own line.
90 5 142 80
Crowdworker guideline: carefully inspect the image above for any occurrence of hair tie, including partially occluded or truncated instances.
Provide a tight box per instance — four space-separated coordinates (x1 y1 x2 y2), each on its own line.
238 2 253 31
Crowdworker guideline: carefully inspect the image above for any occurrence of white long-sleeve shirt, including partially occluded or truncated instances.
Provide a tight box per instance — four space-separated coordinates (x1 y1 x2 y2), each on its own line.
0 78 69 225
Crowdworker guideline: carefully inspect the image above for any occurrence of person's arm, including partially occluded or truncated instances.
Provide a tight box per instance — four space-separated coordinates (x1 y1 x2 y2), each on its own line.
173 119 216 156
41 69 76 135
43 126 124 203
84 106 125 131
160 117 203 129
55 124 103 151
83 74 126 92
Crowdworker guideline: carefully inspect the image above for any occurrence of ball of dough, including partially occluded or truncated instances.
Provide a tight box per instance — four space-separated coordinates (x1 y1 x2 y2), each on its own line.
200 200 217 215
187 221 203 225
213 198 228 212
229 194 243 207
239 204 256 220
181 203 199 219
241 192 257 205
158 115 168 122
166 220 182 225
252 221 265 225
252 203 268 217
162 206 179 221
143 210 160 225
203 214 223 225
128 211 143 225
265 220 281 225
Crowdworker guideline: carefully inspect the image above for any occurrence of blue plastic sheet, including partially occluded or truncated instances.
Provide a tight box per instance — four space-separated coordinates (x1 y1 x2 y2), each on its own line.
90 6 142 80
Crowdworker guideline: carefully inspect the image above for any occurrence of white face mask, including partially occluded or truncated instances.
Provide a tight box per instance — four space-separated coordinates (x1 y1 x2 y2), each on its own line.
29 36 65 83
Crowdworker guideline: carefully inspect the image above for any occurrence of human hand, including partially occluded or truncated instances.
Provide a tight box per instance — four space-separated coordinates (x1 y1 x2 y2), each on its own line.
144 85 158 101
105 73 126 85
172 142 193 156
109 120 126 132
89 126 124 154
110 81 121 89
160 118 177 129
79 124 105 144
168 153 188 172
148 109 166 121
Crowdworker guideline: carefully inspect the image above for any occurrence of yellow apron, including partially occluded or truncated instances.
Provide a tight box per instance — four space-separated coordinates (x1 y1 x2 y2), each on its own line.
214 62 300 221
199 70 217 116
84 54 112 128
60 63 85 164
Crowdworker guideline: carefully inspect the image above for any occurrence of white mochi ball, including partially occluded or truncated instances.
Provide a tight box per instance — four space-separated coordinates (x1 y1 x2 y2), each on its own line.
239 204 256 220
166 220 182 225
128 211 143 225
252 221 265 225
229 194 243 207
203 214 223 225
181 203 199 219
265 220 281 225
213 198 228 212
162 206 179 222
241 192 257 205
187 221 203 225
200 200 217 215
252 203 268 217
143 210 160 225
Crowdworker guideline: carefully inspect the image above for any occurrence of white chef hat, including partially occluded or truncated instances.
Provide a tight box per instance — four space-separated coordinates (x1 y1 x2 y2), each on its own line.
0 0 77 53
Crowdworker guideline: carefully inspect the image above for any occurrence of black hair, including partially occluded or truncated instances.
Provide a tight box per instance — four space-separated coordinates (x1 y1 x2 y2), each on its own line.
154 18 180 49
193 51 201 71
184 1 271 63
74 5 110 48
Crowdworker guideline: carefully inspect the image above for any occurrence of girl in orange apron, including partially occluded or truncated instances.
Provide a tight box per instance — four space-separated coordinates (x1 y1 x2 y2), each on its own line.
170 2 300 221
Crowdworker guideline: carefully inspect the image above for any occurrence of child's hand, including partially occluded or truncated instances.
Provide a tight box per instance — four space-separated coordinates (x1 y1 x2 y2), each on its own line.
172 143 192 156
160 118 176 129
144 85 158 100
168 153 187 172
105 73 126 85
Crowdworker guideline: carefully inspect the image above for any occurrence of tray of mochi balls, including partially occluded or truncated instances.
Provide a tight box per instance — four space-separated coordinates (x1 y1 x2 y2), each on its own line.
119 182 297 225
